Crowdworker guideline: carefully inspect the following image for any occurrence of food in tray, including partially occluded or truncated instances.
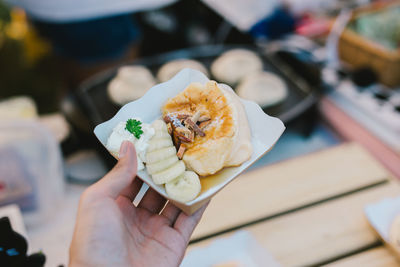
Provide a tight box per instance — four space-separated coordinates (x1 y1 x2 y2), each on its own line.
165 170 201 203
146 120 185 184
104 80 252 203
106 118 155 171
211 49 263 85
236 71 288 108
146 120 201 202
157 59 208 82
163 81 252 176
107 66 156 106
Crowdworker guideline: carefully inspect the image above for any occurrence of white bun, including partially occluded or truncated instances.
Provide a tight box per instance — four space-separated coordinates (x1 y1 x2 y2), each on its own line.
211 49 263 85
157 59 208 82
162 81 252 176
236 71 288 108
107 65 156 106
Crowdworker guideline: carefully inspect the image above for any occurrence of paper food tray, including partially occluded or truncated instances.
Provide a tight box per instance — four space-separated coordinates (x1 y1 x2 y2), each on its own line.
365 196 400 257
94 68 285 214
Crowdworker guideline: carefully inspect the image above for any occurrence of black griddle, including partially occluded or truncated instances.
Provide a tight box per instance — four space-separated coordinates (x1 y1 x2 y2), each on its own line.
77 44 318 127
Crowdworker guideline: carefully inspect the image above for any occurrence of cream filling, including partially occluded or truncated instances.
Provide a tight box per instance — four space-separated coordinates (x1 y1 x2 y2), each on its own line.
106 119 155 170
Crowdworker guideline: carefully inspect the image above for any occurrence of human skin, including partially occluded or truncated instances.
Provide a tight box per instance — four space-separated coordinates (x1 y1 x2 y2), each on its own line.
69 141 208 267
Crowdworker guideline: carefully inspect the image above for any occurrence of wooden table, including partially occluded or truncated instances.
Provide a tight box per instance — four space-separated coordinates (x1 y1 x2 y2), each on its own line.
186 143 400 266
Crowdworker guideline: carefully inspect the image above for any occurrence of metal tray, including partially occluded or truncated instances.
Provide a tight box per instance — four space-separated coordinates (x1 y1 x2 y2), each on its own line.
78 44 318 127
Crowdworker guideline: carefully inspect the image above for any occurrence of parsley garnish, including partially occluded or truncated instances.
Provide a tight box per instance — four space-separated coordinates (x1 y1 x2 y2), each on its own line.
125 119 143 139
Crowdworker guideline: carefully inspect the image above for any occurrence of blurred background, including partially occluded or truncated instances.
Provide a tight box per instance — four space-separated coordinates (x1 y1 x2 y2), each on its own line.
1 0 400 266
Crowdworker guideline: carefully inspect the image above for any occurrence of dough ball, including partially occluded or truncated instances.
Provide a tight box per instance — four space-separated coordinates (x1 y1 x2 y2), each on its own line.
236 71 288 108
211 49 263 85
157 59 208 82
107 65 156 106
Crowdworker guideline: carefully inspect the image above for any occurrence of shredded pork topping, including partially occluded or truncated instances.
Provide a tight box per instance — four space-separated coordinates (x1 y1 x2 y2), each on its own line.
176 144 186 159
163 110 209 159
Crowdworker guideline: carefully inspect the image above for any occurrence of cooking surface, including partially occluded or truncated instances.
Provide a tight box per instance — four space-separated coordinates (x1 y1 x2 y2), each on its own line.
78 45 317 126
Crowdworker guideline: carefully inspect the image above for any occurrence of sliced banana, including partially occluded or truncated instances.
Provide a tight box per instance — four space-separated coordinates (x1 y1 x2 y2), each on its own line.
152 119 168 132
147 138 173 152
151 160 185 185
146 146 176 164
146 156 178 175
146 119 185 184
153 130 171 139
145 119 201 201
165 171 201 202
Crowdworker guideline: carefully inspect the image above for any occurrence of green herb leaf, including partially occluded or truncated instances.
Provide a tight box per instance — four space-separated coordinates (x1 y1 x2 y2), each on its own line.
125 119 143 139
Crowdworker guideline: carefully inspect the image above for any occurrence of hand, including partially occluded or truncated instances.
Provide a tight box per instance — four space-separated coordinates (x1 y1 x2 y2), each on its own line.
69 141 208 267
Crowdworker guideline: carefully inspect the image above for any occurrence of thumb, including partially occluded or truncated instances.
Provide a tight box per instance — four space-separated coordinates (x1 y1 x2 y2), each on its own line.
94 141 138 199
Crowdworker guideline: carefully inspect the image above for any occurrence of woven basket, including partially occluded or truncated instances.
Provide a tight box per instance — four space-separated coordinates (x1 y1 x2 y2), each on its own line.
338 2 400 87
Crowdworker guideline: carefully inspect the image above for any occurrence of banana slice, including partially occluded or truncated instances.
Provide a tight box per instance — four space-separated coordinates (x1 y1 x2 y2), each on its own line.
146 119 200 200
146 146 176 164
153 130 171 139
146 156 178 175
147 138 173 152
152 119 168 132
151 160 185 184
165 171 201 202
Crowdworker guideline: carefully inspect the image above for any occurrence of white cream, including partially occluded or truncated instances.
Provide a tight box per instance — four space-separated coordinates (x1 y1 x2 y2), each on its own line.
106 119 155 171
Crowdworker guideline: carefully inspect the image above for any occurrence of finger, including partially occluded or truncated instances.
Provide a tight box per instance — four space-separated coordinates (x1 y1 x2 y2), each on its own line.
160 202 181 225
138 188 167 214
119 177 143 202
174 201 209 243
93 141 138 199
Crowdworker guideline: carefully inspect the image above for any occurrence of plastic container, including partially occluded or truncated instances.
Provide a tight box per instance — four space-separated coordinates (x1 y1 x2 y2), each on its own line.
0 120 64 226
338 1 400 87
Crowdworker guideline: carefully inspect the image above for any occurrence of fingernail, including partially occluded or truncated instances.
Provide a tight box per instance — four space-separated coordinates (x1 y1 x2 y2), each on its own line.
119 141 130 158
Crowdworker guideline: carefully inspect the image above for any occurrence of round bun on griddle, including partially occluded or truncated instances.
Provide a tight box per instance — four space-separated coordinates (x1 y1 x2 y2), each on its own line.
236 71 288 108
211 49 263 85
157 59 208 82
107 65 156 106
162 81 252 176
